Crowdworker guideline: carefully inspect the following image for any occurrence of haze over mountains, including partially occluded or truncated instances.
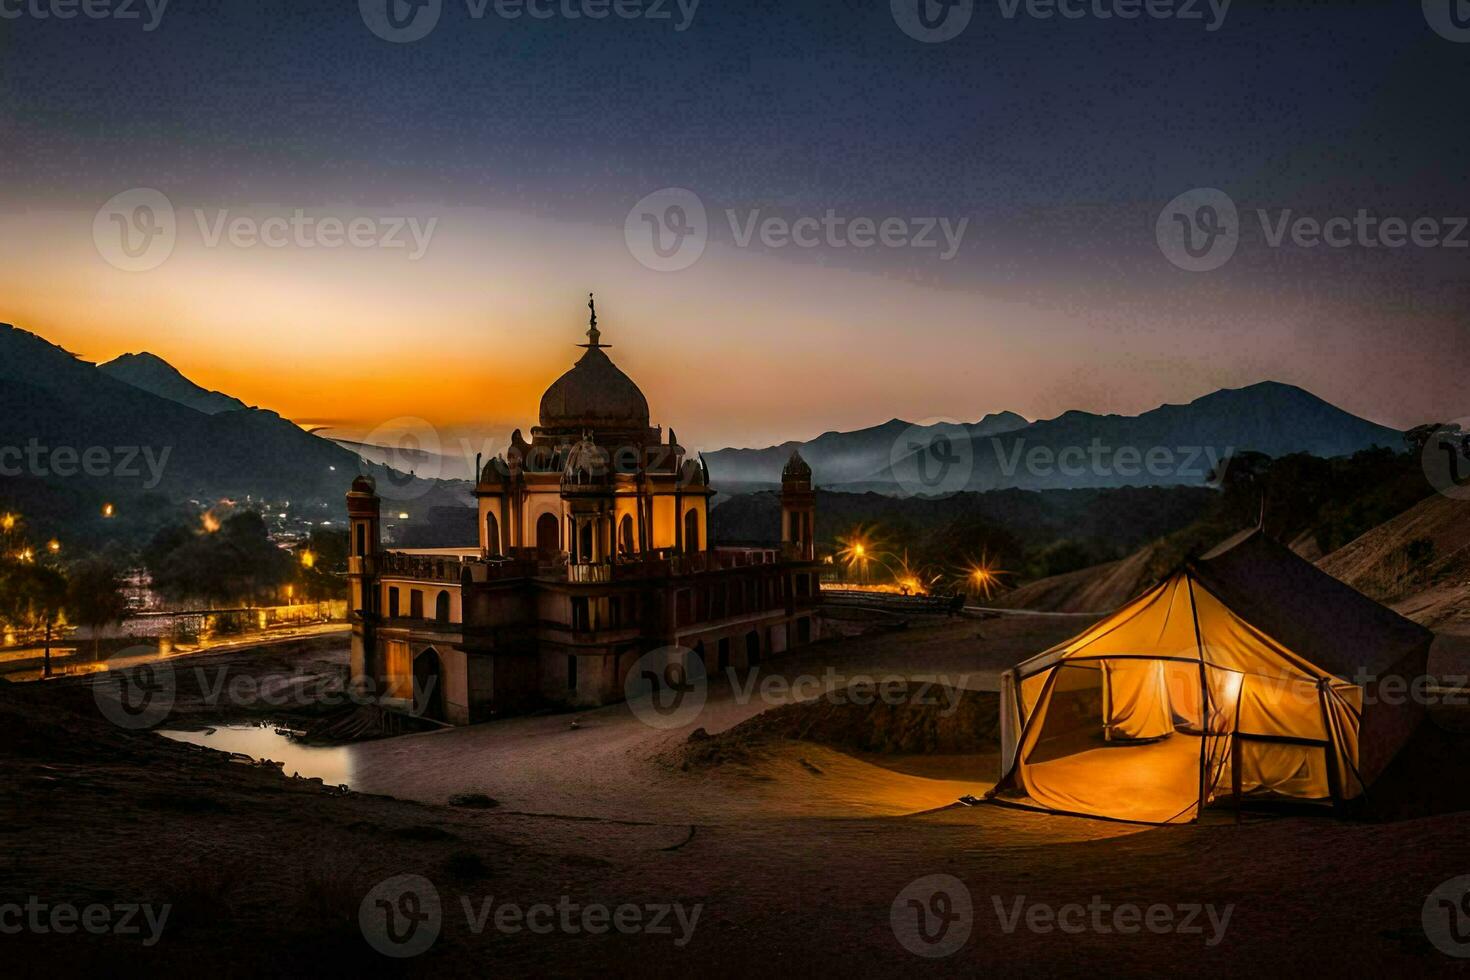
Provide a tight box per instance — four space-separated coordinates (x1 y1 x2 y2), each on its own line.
709 382 1404 493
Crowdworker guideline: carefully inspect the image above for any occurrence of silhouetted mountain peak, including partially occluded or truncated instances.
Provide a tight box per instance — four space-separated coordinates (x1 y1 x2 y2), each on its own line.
99 351 252 415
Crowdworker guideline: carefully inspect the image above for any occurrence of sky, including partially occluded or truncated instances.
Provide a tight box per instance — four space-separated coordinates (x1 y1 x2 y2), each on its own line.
0 0 1465 452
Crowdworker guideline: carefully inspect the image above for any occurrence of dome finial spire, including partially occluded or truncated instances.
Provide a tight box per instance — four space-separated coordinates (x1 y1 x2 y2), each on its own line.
580 292 606 350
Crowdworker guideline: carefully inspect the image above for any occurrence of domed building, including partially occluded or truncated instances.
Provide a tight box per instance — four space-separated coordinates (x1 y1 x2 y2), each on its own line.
345 297 822 724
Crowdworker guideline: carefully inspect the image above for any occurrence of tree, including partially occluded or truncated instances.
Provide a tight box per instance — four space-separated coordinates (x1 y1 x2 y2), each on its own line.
0 561 68 677
66 559 131 660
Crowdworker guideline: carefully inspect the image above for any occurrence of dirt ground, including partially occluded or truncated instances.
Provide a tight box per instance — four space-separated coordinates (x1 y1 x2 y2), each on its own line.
6 614 1470 976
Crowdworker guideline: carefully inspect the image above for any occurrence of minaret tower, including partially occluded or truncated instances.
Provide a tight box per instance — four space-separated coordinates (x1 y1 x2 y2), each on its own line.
781 450 815 561
346 474 382 683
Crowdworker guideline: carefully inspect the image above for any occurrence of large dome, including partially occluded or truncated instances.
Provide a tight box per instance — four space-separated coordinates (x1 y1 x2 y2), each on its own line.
538 300 650 431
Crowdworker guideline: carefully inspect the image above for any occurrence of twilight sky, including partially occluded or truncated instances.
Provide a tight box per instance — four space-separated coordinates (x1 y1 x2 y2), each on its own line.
0 0 1465 451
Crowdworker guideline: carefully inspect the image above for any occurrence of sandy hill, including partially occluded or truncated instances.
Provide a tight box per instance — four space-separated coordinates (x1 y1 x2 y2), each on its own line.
991 541 1171 615
997 493 1469 635
1317 493 1470 634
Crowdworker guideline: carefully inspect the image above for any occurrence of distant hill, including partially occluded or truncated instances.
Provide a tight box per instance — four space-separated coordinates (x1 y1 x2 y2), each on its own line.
99 352 251 415
826 382 1400 494
712 485 1217 573
0 323 450 516
705 411 1028 488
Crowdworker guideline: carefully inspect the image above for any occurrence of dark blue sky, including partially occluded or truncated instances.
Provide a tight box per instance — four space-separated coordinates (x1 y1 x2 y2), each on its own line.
0 0 1465 441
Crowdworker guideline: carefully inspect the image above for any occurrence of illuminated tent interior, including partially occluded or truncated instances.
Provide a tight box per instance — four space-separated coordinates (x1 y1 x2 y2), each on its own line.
989 529 1434 824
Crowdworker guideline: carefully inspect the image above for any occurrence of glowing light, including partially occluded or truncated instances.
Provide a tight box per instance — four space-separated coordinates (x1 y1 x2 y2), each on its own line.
46 539 60 554
963 555 1010 600
0 514 14 532
299 549 316 569
102 503 115 518
398 512 410 520
201 511 221 533
18 548 33 562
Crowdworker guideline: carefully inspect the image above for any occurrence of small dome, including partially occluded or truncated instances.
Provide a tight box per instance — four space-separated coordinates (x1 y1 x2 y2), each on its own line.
349 474 377 495
479 455 511 486
562 438 611 485
782 450 812 482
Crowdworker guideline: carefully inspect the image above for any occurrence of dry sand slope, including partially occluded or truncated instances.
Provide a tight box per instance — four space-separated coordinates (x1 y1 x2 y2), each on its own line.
1319 493 1470 635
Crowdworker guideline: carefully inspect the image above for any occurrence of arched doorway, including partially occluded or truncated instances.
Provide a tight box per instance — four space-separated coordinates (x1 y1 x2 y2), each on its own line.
484 512 501 556
434 590 450 622
536 512 560 559
578 521 594 562
619 514 635 556
412 647 444 721
683 509 700 554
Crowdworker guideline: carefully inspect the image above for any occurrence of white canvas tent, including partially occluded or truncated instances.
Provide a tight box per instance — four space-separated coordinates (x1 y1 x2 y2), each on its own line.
990 529 1433 824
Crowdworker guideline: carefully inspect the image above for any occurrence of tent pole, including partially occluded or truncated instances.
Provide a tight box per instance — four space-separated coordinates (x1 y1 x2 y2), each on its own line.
1317 680 1344 815
1186 571 1210 823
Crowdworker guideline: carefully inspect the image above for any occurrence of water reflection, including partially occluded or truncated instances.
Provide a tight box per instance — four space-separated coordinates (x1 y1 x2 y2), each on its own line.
158 724 357 787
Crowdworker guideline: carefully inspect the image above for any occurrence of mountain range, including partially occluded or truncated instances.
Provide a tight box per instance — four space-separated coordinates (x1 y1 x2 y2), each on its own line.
709 382 1404 493
0 324 447 513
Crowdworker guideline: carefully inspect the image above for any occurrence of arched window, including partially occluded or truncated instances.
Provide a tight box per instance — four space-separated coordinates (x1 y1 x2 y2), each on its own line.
683 509 700 554
485 512 501 556
619 514 635 556
435 590 450 623
578 522 594 563
535 513 560 558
